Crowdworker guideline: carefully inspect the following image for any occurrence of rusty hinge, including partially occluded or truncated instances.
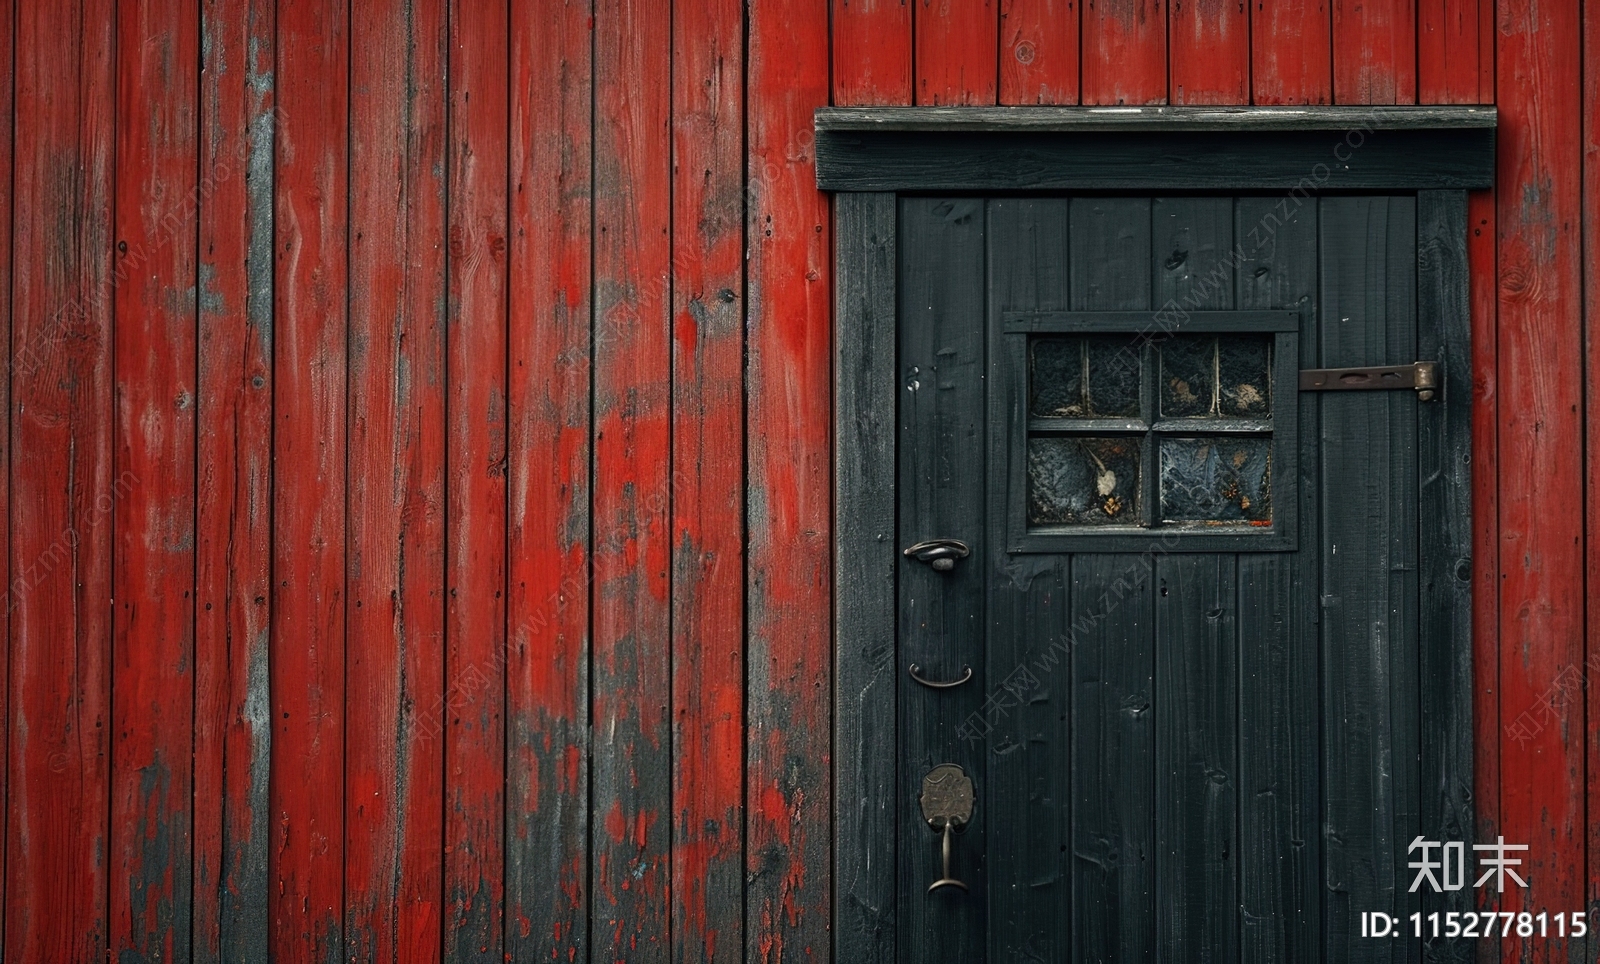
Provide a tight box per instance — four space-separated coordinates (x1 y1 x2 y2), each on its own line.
1298 361 1438 401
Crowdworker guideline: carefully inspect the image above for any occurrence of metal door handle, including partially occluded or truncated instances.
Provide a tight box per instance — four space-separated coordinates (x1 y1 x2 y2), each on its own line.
908 663 972 689
920 764 974 895
903 539 971 572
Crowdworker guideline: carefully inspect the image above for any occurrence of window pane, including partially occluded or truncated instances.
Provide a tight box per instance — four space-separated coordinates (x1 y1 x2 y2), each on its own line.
1160 335 1215 418
1218 335 1272 416
1084 335 1141 416
1029 336 1085 417
1159 436 1272 524
1028 436 1142 526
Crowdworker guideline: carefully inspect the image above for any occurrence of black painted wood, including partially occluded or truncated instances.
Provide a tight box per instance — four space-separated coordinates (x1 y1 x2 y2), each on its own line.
1002 310 1300 333
984 198 1072 964
1235 194 1323 964
897 197 988 964
816 105 1498 132
1150 197 1239 961
814 129 1496 192
834 191 899 964
1415 191 1474 963
1319 196 1422 963
1065 197 1157 963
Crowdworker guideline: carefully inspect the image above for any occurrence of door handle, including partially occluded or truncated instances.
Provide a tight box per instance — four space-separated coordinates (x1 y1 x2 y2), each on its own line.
908 663 973 689
903 538 971 572
920 764 974 894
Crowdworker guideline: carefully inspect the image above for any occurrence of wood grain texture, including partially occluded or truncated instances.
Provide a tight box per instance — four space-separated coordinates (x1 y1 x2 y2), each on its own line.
1168 0 1249 103
194 1 275 959
834 192 898 964
111 0 199 959
592 0 672 956
0 0 11 953
1000 0 1080 104
672 0 746 957
1251 0 1332 104
443 5 509 961
1319 196 1421 961
345 1 448 959
1497 0 1586 957
1333 0 1417 103
1235 195 1321 964
506 0 592 959
833 0 913 105
271 2 348 958
1419 0 1492 103
915 0 999 104
1416 190 1475 961
896 197 987 964
747 0 833 956
1082 0 1167 104
984 198 1070 964
6 0 115 959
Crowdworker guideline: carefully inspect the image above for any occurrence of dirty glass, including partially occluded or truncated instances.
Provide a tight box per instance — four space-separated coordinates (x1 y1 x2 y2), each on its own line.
1159 436 1272 523
1160 334 1273 418
1159 335 1214 418
1029 337 1086 416
1028 436 1142 526
1030 335 1141 418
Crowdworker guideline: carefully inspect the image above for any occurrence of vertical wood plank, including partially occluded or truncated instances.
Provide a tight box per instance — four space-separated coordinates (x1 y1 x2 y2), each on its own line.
833 0 913 105
1332 0 1417 103
272 1 348 958
834 192 898 964
1235 195 1321 964
1150 197 1237 963
747 0 834 955
111 0 199 959
6 0 115 958
506 0 592 960
915 0 1000 104
896 197 987 964
344 0 448 958
1418 0 1488 103
443 4 509 961
1497 0 1586 955
672 0 745 958
0 0 11 950
1168 0 1249 104
195 1 275 959
1153 555 1238 963
592 0 672 955
1465 186 1499 964
1082 0 1167 104
1319 196 1420 962
1000 0 1080 104
984 198 1070 964
1068 197 1155 964
1251 0 1332 105
1416 190 1474 959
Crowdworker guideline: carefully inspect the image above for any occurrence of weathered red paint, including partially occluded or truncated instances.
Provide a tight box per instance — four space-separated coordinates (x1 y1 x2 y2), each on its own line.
2 2 1595 961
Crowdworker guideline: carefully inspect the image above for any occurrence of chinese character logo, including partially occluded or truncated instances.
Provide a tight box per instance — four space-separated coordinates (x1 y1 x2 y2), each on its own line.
1408 835 1528 893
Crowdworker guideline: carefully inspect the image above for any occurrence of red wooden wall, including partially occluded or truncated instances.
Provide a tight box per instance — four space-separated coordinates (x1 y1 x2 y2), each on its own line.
0 0 1589 962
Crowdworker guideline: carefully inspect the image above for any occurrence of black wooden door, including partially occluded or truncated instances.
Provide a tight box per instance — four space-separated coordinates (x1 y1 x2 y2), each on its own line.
894 194 1468 963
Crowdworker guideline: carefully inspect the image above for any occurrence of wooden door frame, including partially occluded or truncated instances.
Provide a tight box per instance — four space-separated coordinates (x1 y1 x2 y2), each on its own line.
825 106 1492 963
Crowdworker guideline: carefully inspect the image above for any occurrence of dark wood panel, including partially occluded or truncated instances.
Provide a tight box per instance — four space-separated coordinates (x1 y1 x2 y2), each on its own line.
1319 196 1421 962
835 192 899 964
985 198 1072 964
814 104 1497 131
1235 195 1323 964
1154 555 1238 962
897 197 987 964
815 129 1497 191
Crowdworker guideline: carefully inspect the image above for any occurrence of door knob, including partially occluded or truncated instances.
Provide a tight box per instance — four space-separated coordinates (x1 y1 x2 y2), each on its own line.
920 763 975 894
903 539 971 572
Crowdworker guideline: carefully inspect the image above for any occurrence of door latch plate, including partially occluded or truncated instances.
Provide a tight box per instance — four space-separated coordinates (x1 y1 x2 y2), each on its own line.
1298 361 1438 400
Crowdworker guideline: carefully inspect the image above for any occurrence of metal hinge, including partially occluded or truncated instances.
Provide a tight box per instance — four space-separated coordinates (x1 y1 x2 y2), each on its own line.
1298 361 1438 401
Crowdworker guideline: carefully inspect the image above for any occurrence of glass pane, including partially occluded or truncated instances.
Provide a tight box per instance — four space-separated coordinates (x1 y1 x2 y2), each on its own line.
1159 437 1272 524
1028 436 1142 526
1029 337 1085 417
1084 336 1141 416
1160 335 1215 418
1218 335 1272 416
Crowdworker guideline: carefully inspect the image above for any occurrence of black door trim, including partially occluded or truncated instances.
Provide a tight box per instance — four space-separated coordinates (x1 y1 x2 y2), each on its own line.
831 123 1478 962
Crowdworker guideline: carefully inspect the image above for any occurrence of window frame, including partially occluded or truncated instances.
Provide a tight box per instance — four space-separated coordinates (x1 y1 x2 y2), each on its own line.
998 309 1300 553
